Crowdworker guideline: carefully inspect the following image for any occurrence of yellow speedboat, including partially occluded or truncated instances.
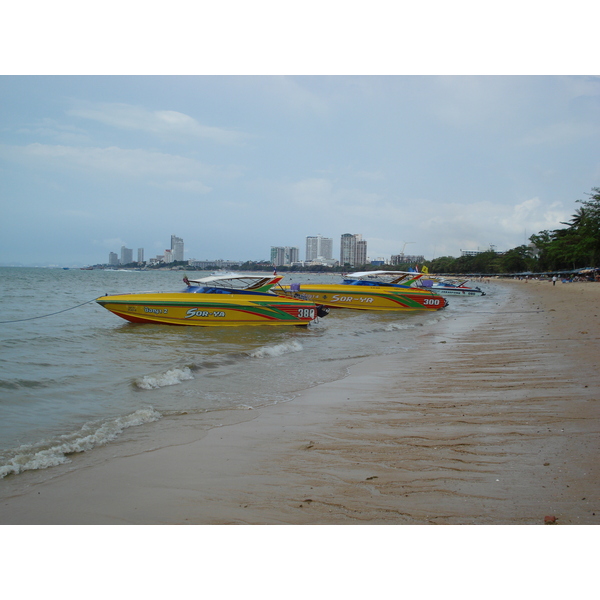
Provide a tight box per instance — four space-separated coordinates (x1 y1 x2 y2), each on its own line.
276 271 447 311
96 273 329 327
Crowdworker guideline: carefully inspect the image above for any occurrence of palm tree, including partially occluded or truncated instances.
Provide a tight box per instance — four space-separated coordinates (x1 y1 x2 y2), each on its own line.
561 206 587 229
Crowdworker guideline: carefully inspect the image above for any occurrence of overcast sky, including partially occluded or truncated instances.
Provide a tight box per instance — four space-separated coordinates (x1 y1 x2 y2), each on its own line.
1 9 598 266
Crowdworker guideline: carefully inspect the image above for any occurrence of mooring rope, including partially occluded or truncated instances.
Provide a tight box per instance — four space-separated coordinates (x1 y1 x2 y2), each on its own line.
0 298 98 323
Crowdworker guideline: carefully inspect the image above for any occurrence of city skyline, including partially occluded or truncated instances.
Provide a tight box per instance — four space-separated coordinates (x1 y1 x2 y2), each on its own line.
108 233 376 267
108 234 186 266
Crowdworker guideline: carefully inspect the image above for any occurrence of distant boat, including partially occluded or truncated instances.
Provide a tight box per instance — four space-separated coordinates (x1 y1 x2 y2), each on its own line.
421 277 486 297
343 270 486 297
96 273 329 327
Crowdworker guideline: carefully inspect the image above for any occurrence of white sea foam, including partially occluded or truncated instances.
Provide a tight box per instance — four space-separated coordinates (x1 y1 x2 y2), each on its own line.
0 408 162 478
384 322 419 331
135 367 194 390
249 340 303 359
424 315 447 325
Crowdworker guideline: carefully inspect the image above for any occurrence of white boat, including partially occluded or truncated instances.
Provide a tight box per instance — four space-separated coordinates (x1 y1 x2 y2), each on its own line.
421 277 486 297
342 271 486 297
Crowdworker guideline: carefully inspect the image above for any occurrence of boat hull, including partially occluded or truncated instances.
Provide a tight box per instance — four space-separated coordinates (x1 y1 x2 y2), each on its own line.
276 284 447 311
96 292 323 326
430 286 485 297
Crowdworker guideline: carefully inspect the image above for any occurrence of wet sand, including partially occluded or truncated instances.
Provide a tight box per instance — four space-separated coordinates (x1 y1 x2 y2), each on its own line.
1 279 599 524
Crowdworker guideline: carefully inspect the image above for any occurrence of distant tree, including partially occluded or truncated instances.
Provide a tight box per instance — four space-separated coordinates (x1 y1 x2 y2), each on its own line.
468 250 497 273
526 188 599 270
429 255 456 273
573 187 600 266
497 245 532 273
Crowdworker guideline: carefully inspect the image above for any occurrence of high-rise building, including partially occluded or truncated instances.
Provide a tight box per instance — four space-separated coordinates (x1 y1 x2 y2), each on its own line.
287 246 299 264
340 234 366 267
356 239 367 266
340 234 354 266
271 247 284 266
271 246 299 266
137 248 144 263
305 237 318 261
164 249 174 263
120 246 133 265
108 252 118 266
171 235 184 262
305 235 333 261
322 237 333 260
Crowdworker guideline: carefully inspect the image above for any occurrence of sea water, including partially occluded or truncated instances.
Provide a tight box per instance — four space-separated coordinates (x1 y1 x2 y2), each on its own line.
0 267 495 478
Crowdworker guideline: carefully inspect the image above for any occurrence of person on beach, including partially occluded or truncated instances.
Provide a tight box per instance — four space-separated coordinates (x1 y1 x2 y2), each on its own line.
552 276 558 286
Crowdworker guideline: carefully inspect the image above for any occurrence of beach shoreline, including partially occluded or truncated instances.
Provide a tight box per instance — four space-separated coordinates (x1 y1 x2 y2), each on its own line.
1 279 599 525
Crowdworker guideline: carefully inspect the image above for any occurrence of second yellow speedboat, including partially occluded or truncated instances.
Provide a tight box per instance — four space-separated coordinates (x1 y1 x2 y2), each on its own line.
275 271 447 311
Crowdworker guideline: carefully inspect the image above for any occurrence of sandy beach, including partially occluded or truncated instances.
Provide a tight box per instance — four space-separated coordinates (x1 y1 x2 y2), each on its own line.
1 279 599 525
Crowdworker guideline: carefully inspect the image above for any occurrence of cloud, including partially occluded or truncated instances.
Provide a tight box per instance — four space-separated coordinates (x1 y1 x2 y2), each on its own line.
499 197 568 235
269 177 572 258
67 103 247 144
17 118 91 144
411 196 570 256
0 143 218 182
279 177 382 215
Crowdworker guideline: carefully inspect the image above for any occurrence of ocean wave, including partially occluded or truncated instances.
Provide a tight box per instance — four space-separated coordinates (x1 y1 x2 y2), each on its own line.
0 408 162 478
0 378 53 390
135 367 194 390
248 340 303 359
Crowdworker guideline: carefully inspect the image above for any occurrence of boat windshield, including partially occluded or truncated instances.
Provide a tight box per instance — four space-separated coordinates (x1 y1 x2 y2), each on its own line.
187 275 273 289
182 286 235 294
181 286 273 296
343 279 387 287
342 279 411 288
